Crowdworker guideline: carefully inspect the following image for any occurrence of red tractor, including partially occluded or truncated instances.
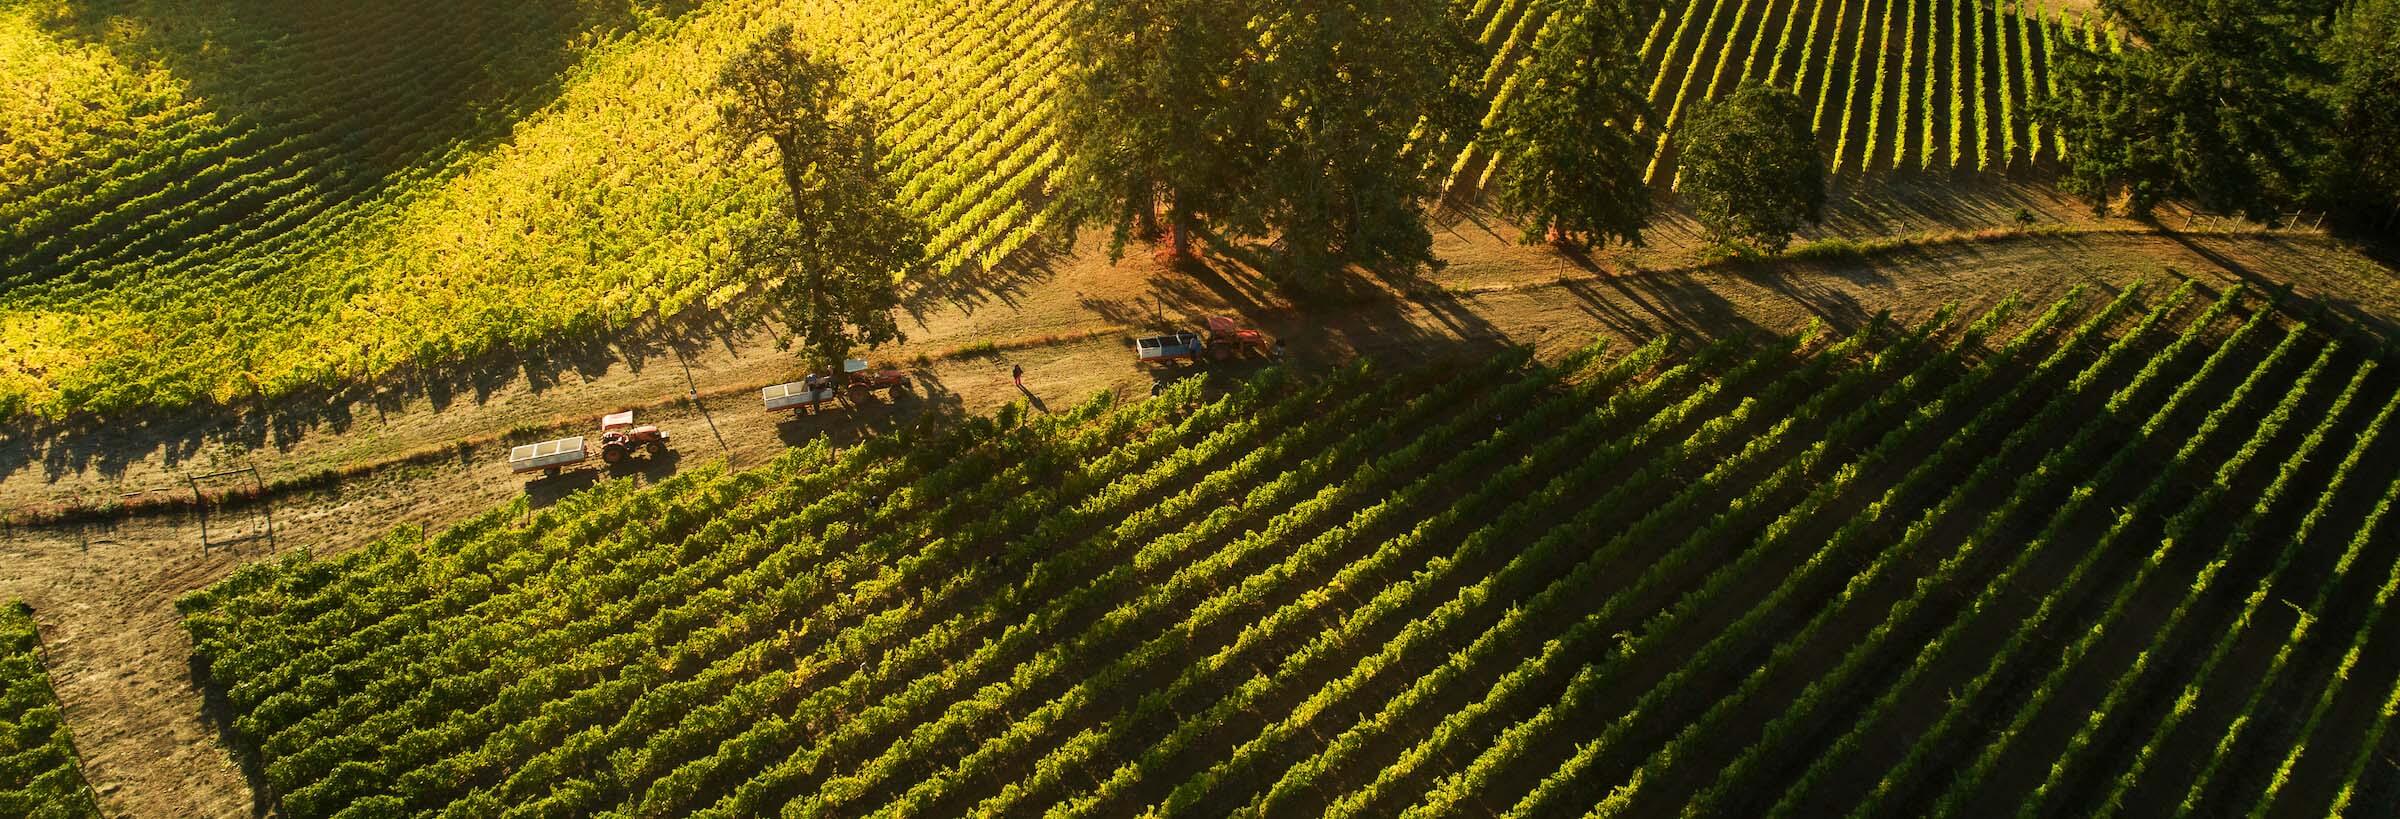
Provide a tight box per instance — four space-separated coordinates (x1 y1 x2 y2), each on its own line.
837 358 909 399
1205 316 1272 360
597 410 671 465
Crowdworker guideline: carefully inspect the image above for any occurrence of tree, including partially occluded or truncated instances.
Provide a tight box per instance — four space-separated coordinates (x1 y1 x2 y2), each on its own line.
1061 0 1267 262
1252 0 1481 287
2037 39 2176 217
2319 0 2400 229
719 25 926 372
2040 0 2331 219
1488 0 1658 248
1677 83 1825 253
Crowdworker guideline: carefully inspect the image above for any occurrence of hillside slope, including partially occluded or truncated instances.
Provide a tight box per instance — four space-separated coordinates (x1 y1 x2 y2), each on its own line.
179 286 2400 817
0 0 2083 422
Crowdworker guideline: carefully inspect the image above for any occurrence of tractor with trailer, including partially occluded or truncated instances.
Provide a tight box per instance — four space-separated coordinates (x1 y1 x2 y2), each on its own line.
1134 317 1272 366
763 358 908 417
507 410 671 478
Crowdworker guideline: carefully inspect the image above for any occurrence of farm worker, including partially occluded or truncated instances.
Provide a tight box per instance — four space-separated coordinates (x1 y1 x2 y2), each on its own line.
1274 339 1288 362
1012 363 1024 388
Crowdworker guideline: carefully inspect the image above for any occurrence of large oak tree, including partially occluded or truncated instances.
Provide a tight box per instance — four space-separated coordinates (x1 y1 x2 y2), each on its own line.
1061 0 1267 261
1062 0 1477 290
719 26 927 372
2040 0 2332 219
1678 84 1826 253
1250 0 1480 288
1487 0 1658 249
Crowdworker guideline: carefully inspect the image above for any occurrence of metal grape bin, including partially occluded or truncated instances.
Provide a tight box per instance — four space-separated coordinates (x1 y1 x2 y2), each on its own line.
508 436 589 476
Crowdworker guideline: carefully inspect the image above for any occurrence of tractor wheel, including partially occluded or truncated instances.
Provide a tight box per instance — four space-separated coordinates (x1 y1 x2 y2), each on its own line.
602 444 628 465
647 440 668 456
543 467 560 479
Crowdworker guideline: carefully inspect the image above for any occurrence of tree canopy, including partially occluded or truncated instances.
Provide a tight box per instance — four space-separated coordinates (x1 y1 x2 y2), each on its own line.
2041 0 2337 220
719 25 926 372
1486 0 1658 249
1249 0 1480 288
2321 0 2400 227
1060 0 1477 290
1677 83 1825 253
1060 0 1266 261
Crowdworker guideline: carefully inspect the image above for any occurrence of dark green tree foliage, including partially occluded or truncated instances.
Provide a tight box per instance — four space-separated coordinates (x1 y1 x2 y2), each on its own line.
2040 38 2177 217
1488 0 1657 248
1253 0 1480 287
1677 83 1825 253
2321 0 2400 227
719 25 926 371
2042 0 2330 219
1061 0 1267 260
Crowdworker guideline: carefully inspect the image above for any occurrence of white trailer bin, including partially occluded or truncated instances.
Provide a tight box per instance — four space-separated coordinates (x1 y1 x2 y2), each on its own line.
508 436 588 476
763 381 841 415
1136 332 1204 363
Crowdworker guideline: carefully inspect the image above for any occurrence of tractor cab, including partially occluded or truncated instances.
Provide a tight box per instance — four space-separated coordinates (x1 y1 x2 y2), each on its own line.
841 358 909 393
597 410 671 464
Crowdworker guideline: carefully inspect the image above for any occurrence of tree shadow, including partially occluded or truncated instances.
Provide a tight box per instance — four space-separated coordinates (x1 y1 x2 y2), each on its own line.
2157 229 2400 347
772 374 965 450
1815 174 2085 239
188 653 276 818
521 470 600 510
11 288 759 489
899 229 1069 326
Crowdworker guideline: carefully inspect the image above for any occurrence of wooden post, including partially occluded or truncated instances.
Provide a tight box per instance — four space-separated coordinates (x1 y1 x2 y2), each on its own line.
250 467 275 551
188 475 209 552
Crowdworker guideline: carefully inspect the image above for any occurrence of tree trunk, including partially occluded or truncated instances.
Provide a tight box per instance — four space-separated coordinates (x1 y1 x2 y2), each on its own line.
1166 207 1194 261
1134 182 1162 241
774 136 815 223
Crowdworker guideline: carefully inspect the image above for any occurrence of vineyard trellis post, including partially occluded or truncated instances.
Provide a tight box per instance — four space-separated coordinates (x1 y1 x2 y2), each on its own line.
674 345 732 459
188 466 272 553
79 517 119 554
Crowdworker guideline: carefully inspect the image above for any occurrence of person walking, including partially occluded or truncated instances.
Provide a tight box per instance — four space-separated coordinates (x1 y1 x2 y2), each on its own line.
1012 363 1024 388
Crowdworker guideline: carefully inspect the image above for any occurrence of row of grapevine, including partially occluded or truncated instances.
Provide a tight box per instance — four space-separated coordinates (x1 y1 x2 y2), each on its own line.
1457 0 2092 190
1829 295 2267 814
0 603 101 818
0 0 1081 420
6 0 2110 421
2081 353 2387 815
186 287 2400 817
1565 291 2115 817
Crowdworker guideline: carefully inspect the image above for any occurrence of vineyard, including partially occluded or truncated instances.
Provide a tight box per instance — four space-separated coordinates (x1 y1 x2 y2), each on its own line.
179 285 2400 817
0 0 2083 422
1454 0 2093 188
1 604 101 818
0 0 1076 420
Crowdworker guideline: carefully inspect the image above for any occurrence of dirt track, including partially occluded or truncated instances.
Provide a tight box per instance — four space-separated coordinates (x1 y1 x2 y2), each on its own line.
4 202 2395 815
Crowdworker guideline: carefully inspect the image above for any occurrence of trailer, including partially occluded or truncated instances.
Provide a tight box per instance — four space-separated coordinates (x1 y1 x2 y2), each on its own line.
507 411 672 479
766 359 908 417
508 436 588 478
1135 332 1205 364
763 380 843 416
